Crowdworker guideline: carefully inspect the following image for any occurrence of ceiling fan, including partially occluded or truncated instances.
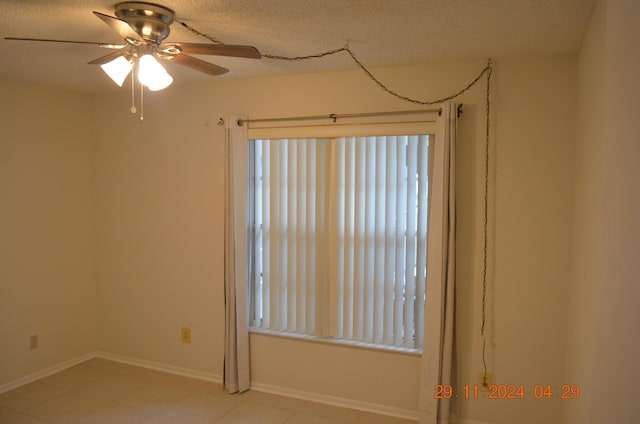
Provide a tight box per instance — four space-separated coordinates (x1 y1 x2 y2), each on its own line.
5 1 261 91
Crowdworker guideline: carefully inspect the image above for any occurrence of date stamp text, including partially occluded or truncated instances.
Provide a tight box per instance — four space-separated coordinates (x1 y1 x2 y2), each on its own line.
434 384 581 399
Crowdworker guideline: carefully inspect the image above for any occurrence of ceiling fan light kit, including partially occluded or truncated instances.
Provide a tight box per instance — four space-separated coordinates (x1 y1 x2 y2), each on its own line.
138 54 173 91
97 2 177 91
100 55 133 87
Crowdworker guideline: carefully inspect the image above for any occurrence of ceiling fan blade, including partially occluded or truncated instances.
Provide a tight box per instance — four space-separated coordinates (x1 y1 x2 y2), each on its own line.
4 37 126 49
164 43 261 59
88 51 126 65
164 54 228 76
93 11 143 44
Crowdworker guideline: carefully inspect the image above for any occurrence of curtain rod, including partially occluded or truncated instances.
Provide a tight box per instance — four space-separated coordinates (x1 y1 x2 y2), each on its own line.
237 107 443 127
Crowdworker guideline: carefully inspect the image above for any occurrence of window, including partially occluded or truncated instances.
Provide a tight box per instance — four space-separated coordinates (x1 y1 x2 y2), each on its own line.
248 132 432 351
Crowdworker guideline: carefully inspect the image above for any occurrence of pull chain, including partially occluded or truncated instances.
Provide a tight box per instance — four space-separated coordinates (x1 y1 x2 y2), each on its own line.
130 62 137 115
127 61 144 122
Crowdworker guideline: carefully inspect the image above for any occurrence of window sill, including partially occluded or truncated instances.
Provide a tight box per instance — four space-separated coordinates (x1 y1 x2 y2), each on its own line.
249 328 422 357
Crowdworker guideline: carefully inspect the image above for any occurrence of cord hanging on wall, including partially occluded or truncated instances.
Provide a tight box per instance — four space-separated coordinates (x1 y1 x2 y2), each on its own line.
481 59 493 386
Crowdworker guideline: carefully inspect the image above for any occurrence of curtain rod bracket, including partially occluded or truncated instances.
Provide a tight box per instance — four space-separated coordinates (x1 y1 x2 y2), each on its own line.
330 113 337 123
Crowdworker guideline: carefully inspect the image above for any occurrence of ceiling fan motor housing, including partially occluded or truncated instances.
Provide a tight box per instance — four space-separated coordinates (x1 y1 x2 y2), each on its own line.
115 2 175 45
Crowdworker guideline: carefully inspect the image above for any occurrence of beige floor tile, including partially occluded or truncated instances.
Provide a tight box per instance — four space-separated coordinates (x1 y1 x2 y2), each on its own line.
119 381 192 413
4 361 413 424
74 402 154 424
215 402 294 424
141 414 192 424
354 411 417 424
163 392 240 423
146 372 207 391
75 373 149 401
28 392 108 423
289 402 359 424
115 367 206 391
124 368 174 381
0 381 67 412
285 412 337 424
195 381 227 397
39 365 107 390
238 391 305 412
0 406 52 424
114 363 159 379
80 358 130 373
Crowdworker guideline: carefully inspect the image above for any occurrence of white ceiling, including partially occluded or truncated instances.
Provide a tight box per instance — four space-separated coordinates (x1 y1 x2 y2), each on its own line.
0 0 596 94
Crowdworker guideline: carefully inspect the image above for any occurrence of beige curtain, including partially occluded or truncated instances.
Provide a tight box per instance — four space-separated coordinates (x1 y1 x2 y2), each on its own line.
419 104 458 424
223 116 251 393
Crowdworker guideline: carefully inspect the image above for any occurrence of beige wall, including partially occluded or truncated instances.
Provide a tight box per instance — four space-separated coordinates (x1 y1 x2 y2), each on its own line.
567 0 640 422
0 80 96 385
91 56 576 421
462 57 576 424
91 65 481 412
564 1 606 421
0 48 580 422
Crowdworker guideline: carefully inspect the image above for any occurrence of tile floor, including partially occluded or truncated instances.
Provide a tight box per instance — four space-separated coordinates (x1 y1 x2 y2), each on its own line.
0 358 415 424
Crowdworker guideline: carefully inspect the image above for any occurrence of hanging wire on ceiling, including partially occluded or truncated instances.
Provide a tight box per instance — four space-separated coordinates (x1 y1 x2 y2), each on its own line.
262 45 351 61
175 19 493 106
177 18 494 375
176 19 225 45
345 48 492 106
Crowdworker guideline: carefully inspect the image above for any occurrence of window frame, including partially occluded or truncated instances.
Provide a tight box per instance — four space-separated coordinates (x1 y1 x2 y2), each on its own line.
246 119 437 354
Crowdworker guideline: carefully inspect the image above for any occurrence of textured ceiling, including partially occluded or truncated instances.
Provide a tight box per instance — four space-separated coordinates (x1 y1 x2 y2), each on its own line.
0 0 596 94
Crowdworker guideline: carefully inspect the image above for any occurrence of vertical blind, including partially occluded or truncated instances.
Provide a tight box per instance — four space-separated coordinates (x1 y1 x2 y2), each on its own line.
249 134 430 350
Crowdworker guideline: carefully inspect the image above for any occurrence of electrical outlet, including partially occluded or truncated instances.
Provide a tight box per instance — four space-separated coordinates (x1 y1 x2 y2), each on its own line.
181 327 191 344
480 372 493 390
29 335 38 350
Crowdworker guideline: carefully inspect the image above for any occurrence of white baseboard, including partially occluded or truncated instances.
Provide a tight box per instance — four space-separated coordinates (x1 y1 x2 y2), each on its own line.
0 351 97 394
94 351 222 384
250 381 419 421
459 420 494 424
